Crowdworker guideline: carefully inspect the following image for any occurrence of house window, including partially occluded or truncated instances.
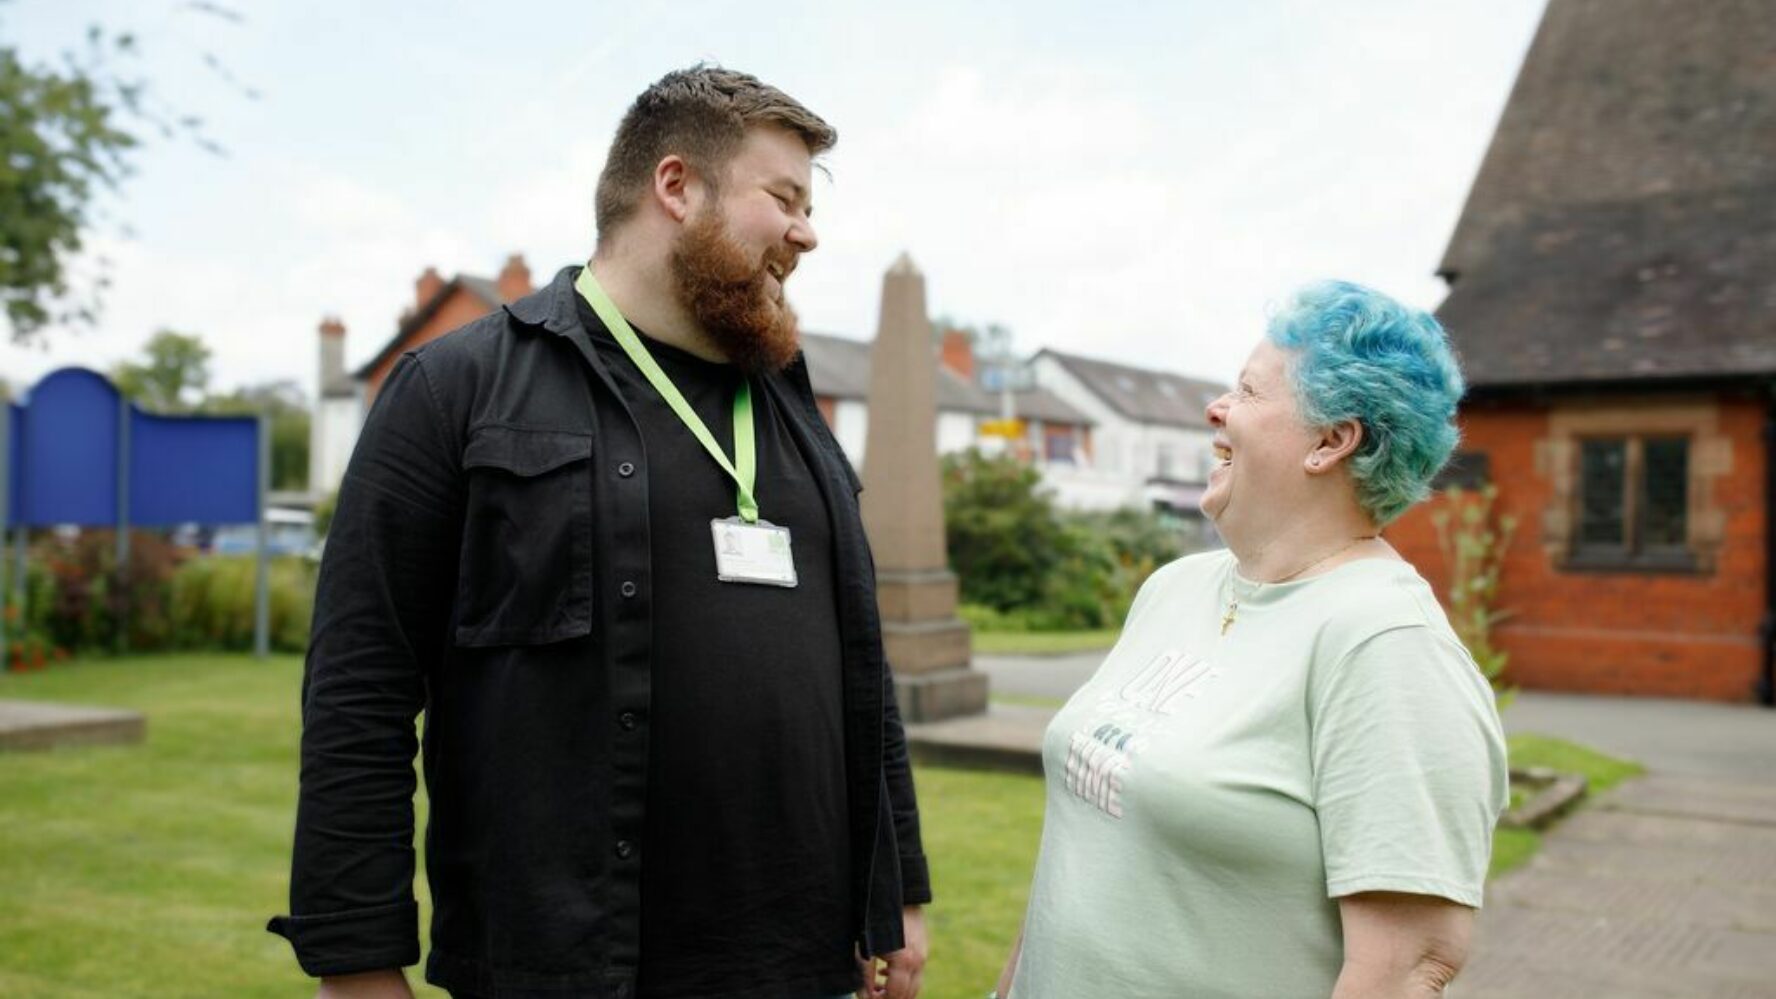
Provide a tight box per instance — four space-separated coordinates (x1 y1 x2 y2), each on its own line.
1045 431 1077 464
1155 443 1179 480
1573 435 1691 567
1431 450 1491 491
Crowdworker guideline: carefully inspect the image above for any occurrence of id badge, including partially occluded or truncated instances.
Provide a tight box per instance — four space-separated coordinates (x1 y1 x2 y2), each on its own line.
711 517 798 587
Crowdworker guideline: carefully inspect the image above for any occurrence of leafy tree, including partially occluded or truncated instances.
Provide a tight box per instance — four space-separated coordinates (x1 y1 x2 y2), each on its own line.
1 4 249 343
0 30 137 340
112 329 212 412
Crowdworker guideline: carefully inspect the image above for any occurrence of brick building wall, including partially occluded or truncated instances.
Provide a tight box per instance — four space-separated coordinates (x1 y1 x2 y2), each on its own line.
1387 394 1768 701
363 292 505 404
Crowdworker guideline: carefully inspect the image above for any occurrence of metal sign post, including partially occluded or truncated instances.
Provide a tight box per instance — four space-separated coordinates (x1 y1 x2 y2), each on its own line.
0 402 10 659
115 395 132 654
253 414 270 658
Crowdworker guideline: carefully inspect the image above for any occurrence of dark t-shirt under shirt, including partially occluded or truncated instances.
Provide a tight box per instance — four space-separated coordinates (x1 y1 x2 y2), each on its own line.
577 296 854 999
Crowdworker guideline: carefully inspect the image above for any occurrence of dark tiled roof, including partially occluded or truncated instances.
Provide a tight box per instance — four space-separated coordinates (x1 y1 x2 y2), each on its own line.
353 273 505 380
1439 187 1776 386
1442 0 1776 279
1032 348 1225 429
799 332 1091 426
1436 0 1776 386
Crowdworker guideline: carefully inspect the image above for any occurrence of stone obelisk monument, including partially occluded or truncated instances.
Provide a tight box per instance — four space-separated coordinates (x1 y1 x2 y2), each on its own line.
861 254 988 722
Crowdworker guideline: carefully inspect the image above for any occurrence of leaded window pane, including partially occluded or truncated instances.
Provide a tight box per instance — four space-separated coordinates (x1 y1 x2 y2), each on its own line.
1640 437 1689 548
1578 439 1627 547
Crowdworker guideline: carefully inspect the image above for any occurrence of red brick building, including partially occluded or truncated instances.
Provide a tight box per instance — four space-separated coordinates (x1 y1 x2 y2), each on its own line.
1386 0 1776 702
358 255 537 403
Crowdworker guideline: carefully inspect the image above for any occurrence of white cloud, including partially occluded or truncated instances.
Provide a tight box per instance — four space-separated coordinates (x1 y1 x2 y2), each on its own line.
3 0 1545 406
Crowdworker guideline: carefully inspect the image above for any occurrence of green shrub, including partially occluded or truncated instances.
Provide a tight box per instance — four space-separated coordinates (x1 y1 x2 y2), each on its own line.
942 451 1072 613
20 530 179 653
943 451 1191 631
313 490 339 538
168 555 314 652
3 531 315 660
1430 484 1517 706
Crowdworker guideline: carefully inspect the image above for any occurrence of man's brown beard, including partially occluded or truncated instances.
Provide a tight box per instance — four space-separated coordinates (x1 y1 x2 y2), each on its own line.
668 206 801 373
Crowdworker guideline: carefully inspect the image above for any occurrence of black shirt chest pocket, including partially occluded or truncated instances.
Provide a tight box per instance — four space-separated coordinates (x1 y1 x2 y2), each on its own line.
453 425 595 647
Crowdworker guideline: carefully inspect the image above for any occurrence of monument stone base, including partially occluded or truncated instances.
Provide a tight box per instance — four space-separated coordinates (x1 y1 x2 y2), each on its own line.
894 665 990 724
877 568 988 722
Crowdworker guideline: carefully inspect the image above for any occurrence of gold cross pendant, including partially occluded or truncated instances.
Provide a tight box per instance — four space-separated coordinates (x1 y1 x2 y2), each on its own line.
1220 603 1237 635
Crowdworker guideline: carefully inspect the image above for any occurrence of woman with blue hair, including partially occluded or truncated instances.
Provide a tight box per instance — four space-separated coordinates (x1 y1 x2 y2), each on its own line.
994 282 1509 999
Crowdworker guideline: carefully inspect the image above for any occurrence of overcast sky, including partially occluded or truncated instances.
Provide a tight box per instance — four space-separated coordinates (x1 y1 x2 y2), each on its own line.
2 0 1547 400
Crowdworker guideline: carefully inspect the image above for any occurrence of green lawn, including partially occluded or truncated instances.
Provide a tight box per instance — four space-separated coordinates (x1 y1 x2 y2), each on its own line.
1506 733 1645 794
0 655 1635 997
0 655 1042 999
1490 732 1646 879
971 629 1119 655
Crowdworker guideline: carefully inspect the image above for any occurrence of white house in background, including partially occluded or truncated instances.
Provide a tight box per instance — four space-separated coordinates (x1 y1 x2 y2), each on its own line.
310 316 364 499
307 256 1223 524
1028 349 1226 519
797 331 1096 484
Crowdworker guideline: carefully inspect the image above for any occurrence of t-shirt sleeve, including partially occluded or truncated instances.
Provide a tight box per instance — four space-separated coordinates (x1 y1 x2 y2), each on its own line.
1309 624 1509 908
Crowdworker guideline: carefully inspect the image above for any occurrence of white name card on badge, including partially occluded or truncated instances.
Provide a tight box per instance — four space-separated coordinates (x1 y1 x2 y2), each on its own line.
710 517 798 588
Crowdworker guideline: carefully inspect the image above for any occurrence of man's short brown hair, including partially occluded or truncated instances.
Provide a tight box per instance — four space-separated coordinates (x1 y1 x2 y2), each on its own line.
594 66 836 241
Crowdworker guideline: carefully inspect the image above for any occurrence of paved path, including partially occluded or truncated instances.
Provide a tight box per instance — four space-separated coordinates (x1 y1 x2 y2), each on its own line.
1499 691 1776 785
1462 774 1776 998
968 654 1776 996
1465 692 1776 997
975 651 1103 702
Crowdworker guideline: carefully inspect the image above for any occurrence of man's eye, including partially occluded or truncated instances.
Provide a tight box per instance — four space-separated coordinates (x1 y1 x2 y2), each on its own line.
772 193 791 209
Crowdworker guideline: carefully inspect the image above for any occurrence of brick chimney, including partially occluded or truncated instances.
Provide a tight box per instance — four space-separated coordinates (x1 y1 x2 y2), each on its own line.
939 328 975 380
415 266 445 307
318 316 347 394
497 253 533 302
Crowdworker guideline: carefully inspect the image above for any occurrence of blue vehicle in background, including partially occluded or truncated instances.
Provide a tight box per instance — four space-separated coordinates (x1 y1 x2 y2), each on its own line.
210 508 320 560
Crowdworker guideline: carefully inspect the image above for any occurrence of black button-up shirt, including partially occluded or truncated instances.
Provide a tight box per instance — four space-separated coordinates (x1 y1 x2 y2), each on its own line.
269 267 930 999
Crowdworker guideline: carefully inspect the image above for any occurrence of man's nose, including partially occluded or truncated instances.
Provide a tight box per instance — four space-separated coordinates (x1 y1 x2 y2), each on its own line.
787 215 818 253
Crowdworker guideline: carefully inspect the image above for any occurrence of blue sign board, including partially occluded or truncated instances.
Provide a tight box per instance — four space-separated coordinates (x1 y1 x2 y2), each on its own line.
130 411 260 526
2 367 260 528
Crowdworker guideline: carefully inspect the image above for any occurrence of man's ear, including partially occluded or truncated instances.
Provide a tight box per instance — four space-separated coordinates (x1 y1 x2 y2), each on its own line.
1305 419 1363 474
651 155 697 223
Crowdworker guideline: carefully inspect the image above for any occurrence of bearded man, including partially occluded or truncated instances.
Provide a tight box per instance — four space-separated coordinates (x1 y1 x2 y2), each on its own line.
270 67 930 999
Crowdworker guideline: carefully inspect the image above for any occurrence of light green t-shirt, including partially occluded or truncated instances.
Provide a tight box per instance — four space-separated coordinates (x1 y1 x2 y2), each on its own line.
1014 550 1509 999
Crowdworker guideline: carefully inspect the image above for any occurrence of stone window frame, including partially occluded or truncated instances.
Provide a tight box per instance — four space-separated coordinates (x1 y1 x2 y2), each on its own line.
1534 400 1732 574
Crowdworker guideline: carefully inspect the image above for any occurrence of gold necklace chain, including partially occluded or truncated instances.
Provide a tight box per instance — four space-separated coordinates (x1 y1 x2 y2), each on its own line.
1220 535 1379 635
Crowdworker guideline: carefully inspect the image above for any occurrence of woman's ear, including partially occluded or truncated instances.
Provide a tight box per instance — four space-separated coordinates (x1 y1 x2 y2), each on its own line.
1305 419 1364 474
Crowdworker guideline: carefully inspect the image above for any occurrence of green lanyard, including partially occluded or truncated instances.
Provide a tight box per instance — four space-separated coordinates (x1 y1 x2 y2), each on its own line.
575 266 760 523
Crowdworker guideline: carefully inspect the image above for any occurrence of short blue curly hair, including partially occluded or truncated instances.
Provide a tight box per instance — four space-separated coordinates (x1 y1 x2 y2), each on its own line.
1266 280 1465 525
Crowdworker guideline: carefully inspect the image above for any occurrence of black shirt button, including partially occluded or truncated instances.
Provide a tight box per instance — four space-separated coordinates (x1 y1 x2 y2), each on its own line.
619 711 638 730
617 461 636 478
620 580 638 598
615 840 634 859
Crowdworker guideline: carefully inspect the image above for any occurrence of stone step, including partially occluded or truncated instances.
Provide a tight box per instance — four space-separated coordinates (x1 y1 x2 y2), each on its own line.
905 702 1051 774
0 699 146 752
